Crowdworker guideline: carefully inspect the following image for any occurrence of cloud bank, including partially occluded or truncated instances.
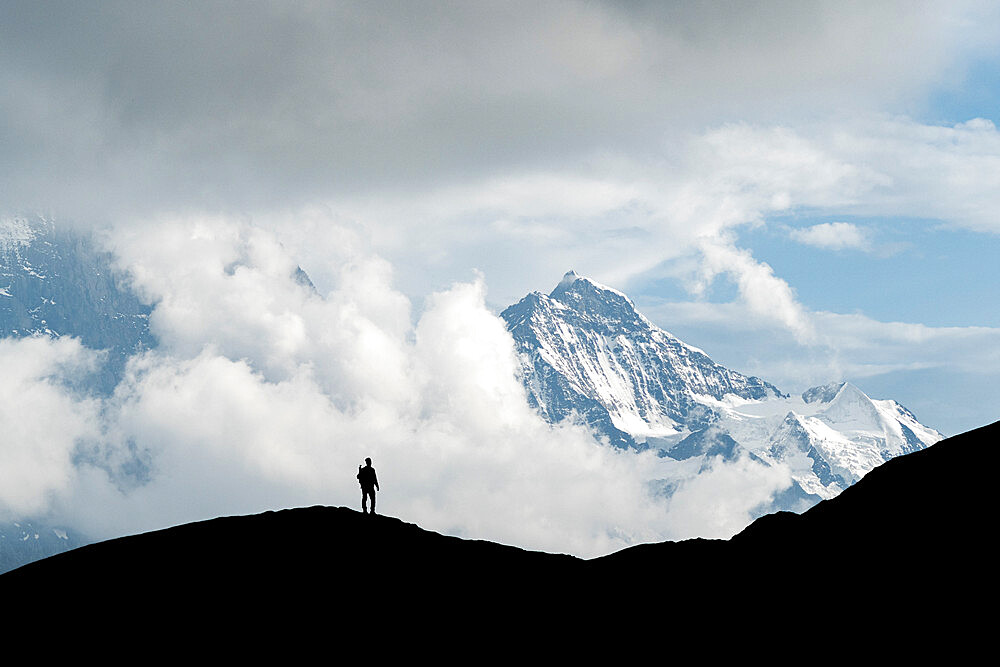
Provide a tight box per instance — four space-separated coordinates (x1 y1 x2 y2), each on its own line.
2 1 997 221
2 218 791 558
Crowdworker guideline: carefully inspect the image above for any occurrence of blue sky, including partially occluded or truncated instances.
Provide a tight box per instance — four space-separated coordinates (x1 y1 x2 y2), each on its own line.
742 216 1000 328
631 214 1000 327
630 210 1000 435
927 57 1000 126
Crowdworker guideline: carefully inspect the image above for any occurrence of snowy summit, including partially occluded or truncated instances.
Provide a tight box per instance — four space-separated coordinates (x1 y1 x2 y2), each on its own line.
502 272 943 512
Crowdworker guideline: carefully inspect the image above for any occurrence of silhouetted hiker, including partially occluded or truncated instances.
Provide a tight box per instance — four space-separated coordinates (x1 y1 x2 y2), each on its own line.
357 457 379 514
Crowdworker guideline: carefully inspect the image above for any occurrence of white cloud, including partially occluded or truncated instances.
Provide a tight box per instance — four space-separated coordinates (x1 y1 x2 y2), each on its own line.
663 455 793 539
4 4 997 351
2 2 997 220
1 216 804 558
281 112 1000 360
693 241 817 343
822 116 1000 233
790 222 872 251
642 298 1000 377
0 337 100 519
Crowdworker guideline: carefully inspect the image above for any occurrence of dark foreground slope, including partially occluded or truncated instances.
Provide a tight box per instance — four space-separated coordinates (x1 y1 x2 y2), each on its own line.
4 421 997 653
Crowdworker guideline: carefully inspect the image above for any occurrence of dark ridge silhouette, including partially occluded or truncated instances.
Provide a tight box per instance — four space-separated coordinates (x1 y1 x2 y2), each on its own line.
4 421 997 655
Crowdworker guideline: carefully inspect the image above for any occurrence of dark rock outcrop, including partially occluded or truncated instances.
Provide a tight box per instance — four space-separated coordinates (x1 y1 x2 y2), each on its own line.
4 421 996 656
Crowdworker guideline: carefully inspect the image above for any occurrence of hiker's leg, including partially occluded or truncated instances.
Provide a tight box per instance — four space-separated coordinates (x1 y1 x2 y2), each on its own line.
371 491 376 515
361 490 368 513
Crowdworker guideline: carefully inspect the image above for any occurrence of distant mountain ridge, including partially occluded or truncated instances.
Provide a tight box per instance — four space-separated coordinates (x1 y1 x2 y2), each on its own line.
502 271 943 509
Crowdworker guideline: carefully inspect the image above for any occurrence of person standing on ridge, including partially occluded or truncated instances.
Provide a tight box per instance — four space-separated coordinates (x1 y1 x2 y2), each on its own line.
357 457 379 515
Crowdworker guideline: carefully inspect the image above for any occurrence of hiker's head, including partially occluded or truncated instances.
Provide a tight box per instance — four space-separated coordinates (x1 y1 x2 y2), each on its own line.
365 457 372 466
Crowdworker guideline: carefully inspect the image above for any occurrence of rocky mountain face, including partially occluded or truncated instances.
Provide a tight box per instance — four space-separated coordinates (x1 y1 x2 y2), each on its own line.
1 215 155 572
0 215 154 394
502 271 943 510
0 520 83 574
502 270 782 448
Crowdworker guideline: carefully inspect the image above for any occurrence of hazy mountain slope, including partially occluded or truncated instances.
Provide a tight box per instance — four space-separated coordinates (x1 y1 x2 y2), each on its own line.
0 520 84 574
0 215 154 393
0 216 320 573
1 217 153 571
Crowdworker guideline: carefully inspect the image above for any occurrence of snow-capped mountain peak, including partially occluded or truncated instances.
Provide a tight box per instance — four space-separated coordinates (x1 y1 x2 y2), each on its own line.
503 272 944 514
553 269 581 291
502 271 784 448
550 269 633 305
818 382 884 428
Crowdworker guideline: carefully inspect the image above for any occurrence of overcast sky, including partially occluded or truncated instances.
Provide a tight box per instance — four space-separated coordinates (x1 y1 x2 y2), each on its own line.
3 1 1000 556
